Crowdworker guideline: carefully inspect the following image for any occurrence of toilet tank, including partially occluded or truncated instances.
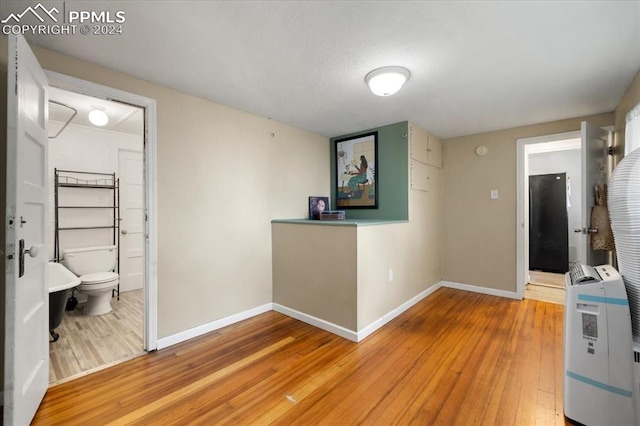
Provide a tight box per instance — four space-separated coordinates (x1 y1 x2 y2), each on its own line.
61 245 117 276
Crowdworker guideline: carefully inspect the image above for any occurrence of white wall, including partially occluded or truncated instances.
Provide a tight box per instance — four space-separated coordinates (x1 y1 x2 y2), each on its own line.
48 122 143 291
528 148 582 265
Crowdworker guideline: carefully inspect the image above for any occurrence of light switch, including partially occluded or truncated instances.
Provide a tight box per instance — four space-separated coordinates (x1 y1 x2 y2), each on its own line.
490 189 499 199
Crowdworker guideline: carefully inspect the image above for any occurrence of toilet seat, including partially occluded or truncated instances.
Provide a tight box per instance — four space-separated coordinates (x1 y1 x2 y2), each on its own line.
79 271 119 284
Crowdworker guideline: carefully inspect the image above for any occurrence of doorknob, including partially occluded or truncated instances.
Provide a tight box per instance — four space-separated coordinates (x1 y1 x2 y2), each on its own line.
19 240 24 277
18 240 38 277
121 230 128 235
23 245 39 258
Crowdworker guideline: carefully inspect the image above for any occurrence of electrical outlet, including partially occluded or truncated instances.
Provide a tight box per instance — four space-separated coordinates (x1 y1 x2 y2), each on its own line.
490 189 499 200
388 269 394 282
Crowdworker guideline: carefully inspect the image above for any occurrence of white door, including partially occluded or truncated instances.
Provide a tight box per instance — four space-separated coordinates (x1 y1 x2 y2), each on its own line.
580 121 610 266
118 150 144 292
4 34 50 425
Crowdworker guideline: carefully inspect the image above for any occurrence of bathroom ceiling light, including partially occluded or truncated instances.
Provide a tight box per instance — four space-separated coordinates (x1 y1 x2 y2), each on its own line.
365 66 411 97
88 108 109 127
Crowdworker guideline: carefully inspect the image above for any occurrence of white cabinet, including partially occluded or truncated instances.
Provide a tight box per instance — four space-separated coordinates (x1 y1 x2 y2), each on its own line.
427 134 442 168
410 124 442 168
411 125 429 164
411 160 430 192
410 160 441 192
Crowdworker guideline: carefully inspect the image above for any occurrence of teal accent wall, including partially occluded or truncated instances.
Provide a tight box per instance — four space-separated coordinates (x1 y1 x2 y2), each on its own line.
330 121 409 220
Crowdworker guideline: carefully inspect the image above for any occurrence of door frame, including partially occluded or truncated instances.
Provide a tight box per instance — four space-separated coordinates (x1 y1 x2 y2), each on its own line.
45 71 158 351
516 130 580 299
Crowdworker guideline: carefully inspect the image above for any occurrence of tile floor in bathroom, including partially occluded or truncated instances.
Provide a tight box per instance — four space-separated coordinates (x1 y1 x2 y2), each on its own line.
49 288 144 385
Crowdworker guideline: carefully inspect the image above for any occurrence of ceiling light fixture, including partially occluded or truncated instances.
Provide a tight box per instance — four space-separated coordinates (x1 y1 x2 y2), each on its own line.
365 66 411 97
88 108 109 127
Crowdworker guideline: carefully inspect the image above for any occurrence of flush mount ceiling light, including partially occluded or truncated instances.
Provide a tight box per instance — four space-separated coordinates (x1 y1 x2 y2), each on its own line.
88 108 109 127
365 66 411 97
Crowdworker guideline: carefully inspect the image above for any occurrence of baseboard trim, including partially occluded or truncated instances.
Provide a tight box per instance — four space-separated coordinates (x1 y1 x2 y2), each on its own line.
442 281 520 300
155 281 517 350
272 303 359 342
157 303 273 350
274 282 444 343
357 282 443 342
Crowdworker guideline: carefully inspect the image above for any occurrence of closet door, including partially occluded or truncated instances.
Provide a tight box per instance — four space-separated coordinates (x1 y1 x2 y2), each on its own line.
529 173 569 273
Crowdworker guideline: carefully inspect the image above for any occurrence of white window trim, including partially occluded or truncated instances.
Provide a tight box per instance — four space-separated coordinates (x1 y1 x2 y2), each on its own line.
625 102 640 156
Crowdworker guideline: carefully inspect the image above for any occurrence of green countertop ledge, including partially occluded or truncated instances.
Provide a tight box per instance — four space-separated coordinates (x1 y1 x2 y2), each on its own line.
271 218 408 227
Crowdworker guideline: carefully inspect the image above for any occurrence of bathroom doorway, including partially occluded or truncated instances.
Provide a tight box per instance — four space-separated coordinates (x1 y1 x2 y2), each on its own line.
44 76 157 384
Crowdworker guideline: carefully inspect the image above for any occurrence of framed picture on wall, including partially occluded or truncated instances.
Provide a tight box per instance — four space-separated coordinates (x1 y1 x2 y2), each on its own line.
309 196 329 219
335 131 378 209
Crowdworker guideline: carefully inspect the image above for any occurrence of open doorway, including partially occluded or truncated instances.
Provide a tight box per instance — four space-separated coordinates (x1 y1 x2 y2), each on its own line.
46 71 157 384
524 138 581 304
516 125 613 304
47 87 146 384
516 132 581 304
5 34 157 423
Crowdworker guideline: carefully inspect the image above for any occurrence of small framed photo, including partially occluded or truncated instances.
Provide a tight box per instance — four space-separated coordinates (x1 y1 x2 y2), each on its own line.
309 196 329 219
335 131 378 209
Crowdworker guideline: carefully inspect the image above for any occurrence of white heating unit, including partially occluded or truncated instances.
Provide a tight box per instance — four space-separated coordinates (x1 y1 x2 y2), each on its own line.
564 264 640 425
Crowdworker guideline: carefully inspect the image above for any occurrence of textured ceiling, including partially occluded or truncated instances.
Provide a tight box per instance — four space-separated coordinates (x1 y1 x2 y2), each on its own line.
3 1 640 139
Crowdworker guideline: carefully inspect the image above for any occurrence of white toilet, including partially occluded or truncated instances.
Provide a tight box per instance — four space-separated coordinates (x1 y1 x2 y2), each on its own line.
61 245 119 315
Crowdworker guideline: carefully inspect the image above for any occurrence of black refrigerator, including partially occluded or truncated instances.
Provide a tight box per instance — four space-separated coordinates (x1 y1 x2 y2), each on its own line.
529 173 569 273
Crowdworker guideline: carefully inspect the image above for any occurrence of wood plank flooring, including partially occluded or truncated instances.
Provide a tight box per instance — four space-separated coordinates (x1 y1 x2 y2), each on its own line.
49 289 144 384
35 288 570 425
526 271 566 305
529 271 566 288
525 284 565 305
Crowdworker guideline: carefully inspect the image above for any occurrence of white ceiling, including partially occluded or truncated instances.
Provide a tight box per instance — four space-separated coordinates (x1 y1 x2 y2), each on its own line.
48 87 143 137
4 1 640 139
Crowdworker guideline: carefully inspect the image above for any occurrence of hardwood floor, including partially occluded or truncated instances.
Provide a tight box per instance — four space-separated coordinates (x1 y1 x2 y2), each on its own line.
49 289 144 384
35 288 570 425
